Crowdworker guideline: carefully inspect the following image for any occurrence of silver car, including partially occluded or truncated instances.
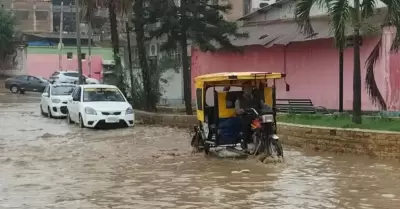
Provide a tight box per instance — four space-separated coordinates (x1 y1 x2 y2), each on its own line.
49 71 99 84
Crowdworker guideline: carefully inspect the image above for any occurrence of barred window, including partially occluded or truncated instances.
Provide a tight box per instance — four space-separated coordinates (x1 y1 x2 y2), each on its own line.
35 11 48 20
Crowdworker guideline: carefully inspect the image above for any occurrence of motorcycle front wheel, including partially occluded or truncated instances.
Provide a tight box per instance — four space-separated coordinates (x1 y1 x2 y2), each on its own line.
267 137 283 158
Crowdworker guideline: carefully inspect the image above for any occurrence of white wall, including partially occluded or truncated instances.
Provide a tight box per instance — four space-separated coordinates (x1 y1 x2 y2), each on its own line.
245 0 387 24
159 69 184 106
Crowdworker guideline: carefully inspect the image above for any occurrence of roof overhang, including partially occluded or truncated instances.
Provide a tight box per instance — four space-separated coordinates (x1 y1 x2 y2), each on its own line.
231 9 387 47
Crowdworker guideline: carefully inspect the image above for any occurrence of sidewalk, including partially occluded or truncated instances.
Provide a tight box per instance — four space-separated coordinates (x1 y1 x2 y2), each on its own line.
0 79 6 92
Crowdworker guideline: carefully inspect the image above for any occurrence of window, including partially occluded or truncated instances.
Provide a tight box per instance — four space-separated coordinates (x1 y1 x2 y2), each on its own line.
16 75 28 80
72 87 81 101
51 72 60 76
64 72 79 77
71 87 78 97
83 88 125 102
196 88 203 110
35 11 48 20
244 0 251 15
67 52 73 59
52 0 73 5
15 11 29 20
51 85 75 95
28 76 41 82
43 85 49 94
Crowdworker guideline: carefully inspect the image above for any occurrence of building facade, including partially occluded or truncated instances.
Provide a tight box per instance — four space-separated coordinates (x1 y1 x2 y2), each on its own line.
1 0 53 32
191 1 400 111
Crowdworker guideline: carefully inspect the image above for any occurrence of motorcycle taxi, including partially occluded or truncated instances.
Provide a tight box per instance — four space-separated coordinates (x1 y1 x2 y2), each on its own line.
191 72 290 159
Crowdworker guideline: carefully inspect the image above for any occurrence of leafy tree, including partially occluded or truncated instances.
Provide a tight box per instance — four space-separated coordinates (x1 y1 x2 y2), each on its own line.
295 0 400 124
147 0 248 115
0 8 16 70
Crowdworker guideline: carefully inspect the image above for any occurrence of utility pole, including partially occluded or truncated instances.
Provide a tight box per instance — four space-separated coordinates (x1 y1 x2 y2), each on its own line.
58 1 64 71
75 0 83 84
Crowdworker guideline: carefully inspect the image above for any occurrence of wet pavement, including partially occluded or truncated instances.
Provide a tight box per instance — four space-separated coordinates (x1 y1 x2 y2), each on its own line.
1 92 400 209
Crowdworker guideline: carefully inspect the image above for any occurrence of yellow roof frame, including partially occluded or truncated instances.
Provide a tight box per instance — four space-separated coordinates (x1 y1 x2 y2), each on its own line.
194 72 286 83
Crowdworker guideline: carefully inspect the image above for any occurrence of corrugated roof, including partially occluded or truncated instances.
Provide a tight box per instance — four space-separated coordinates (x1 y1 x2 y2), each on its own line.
232 11 386 47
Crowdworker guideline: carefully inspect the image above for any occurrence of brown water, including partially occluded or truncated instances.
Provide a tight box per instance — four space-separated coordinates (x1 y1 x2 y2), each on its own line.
1 93 400 209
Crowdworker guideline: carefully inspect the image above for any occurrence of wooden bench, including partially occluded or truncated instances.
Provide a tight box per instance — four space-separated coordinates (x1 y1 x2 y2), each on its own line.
276 99 328 114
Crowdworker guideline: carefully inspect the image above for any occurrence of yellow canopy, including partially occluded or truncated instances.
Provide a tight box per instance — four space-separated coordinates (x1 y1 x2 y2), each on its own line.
194 72 285 83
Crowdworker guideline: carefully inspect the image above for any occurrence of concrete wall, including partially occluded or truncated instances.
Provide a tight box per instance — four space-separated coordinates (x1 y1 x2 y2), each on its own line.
225 0 245 21
27 54 103 80
159 69 184 106
0 47 27 77
134 110 400 159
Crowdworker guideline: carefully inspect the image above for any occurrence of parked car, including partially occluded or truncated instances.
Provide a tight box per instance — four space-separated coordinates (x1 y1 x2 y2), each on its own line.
40 83 76 118
5 75 48 94
49 71 100 84
66 84 134 128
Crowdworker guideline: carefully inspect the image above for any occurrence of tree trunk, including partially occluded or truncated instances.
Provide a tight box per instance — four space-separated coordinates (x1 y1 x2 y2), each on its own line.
352 0 362 124
88 15 92 78
75 0 83 84
126 22 135 107
133 0 154 111
108 1 125 94
180 0 193 115
339 47 344 112
108 1 119 55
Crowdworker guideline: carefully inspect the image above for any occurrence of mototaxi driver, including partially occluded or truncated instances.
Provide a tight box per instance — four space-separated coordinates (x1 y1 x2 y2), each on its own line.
234 82 268 145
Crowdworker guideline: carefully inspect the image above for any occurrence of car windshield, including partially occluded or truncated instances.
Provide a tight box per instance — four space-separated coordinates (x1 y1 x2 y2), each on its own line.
51 86 75 95
83 88 125 102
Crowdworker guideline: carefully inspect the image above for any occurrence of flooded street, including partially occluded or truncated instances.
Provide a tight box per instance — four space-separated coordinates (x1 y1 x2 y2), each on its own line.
1 92 400 209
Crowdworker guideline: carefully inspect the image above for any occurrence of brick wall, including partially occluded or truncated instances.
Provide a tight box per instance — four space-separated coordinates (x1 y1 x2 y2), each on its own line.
134 110 400 158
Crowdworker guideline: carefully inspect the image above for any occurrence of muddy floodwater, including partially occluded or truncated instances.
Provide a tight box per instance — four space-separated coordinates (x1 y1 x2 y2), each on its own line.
1 92 400 209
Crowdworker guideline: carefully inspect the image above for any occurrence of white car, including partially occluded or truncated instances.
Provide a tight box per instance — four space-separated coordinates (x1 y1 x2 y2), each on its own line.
49 71 100 84
40 83 76 118
66 84 134 128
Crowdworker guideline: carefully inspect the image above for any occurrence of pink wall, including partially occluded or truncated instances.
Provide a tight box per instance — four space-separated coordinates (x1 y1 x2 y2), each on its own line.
27 55 103 80
191 37 386 111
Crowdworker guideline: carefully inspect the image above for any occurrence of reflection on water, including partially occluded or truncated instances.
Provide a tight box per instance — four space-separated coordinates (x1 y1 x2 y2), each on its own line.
1 102 400 208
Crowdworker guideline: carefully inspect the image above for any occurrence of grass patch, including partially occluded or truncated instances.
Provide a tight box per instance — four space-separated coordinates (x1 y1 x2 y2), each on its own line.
277 114 400 132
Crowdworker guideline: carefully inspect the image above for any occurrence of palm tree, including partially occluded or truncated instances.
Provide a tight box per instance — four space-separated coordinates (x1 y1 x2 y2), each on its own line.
295 0 400 124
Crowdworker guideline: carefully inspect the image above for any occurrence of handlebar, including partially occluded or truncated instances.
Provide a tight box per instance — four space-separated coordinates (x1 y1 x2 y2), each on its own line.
244 108 259 116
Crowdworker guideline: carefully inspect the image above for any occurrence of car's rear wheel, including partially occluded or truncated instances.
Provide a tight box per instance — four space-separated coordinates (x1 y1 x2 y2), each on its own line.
78 114 85 128
10 85 19 94
47 107 53 118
